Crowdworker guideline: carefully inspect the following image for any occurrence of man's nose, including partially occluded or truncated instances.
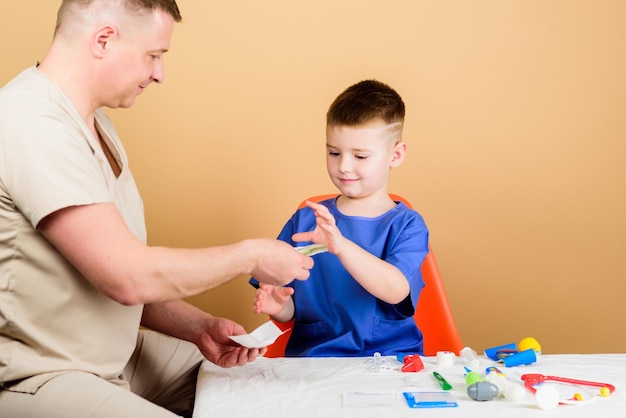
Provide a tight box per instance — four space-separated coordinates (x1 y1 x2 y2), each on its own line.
152 60 165 84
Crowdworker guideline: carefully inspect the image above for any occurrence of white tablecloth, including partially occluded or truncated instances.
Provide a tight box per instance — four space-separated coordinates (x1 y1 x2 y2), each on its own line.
193 353 625 418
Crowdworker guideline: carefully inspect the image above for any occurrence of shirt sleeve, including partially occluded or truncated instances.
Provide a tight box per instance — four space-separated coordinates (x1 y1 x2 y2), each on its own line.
1 113 112 227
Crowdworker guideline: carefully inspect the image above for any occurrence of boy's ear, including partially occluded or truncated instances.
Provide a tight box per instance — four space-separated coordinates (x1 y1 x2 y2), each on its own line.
390 142 407 168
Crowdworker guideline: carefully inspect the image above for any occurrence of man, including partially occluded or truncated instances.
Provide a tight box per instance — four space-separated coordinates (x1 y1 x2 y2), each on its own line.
0 1 312 416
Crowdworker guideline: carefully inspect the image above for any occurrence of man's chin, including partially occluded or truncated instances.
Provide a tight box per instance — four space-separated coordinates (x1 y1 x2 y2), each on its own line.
112 98 137 109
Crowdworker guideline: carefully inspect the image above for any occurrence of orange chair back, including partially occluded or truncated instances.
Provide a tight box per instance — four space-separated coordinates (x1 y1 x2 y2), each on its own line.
264 194 463 357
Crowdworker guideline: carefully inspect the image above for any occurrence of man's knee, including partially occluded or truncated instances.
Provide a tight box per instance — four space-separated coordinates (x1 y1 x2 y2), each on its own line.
125 330 204 414
0 372 179 418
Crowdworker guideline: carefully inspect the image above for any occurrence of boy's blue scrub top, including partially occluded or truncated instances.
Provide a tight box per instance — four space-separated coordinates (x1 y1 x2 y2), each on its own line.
251 197 429 357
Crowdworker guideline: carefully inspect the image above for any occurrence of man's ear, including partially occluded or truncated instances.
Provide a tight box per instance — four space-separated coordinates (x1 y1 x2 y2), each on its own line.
91 25 117 58
390 142 407 168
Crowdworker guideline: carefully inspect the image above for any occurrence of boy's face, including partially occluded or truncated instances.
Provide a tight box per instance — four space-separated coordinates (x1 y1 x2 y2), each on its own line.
325 121 405 199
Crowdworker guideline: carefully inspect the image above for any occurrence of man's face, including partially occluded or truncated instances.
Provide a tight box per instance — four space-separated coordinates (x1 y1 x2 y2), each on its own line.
101 9 175 108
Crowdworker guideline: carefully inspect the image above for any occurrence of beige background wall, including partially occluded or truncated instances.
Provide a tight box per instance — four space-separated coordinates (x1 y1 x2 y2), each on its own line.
2 1 624 354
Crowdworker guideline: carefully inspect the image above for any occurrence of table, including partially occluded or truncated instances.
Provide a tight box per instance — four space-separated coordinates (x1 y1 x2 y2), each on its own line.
193 353 625 417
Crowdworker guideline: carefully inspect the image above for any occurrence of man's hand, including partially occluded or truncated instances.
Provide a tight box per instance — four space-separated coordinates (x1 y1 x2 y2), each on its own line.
196 316 267 368
247 239 314 285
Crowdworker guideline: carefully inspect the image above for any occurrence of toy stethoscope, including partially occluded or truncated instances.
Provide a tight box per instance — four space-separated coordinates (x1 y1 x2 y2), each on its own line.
521 373 615 408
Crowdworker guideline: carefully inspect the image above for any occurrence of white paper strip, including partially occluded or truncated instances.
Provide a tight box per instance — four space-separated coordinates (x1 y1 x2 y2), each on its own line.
228 321 290 349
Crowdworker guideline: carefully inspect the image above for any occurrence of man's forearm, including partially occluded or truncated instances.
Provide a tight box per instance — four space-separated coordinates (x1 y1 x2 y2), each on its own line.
141 300 210 344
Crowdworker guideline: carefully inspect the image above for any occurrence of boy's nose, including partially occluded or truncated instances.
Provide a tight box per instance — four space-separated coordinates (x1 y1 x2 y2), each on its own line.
338 156 352 173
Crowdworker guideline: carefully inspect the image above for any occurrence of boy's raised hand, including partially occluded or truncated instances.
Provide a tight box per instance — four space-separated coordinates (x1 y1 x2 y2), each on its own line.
291 201 345 255
253 283 295 315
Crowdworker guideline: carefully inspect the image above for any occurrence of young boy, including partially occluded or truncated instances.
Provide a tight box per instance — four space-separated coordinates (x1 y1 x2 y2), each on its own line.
251 80 429 357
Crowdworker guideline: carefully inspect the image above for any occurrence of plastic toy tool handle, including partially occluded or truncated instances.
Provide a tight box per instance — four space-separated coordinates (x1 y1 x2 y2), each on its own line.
433 372 453 390
545 375 616 393
521 373 616 394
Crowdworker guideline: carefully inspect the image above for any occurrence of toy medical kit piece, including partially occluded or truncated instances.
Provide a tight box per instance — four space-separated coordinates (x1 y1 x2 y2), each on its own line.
521 373 615 396
484 344 537 367
484 342 518 361
532 385 599 410
401 354 424 373
365 352 397 372
504 381 526 401
460 346 480 368
484 367 507 396
228 321 290 349
465 367 499 401
436 350 456 368
502 349 537 367
521 373 615 409
468 382 500 401
484 337 542 365
433 372 452 390
294 243 328 256
343 392 395 407
534 385 560 410
464 367 483 386
518 337 542 354
404 374 421 387
403 392 458 408
484 367 526 401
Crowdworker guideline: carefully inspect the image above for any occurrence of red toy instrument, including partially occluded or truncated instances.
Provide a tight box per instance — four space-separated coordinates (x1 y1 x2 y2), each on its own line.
521 373 615 402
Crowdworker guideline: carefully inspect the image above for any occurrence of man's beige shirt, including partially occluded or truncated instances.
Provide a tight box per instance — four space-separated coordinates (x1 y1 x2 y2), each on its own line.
0 67 146 393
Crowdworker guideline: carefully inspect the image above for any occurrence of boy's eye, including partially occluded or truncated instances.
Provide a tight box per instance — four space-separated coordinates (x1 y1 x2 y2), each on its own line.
328 151 340 156
355 155 368 160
